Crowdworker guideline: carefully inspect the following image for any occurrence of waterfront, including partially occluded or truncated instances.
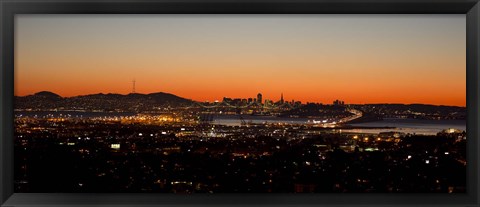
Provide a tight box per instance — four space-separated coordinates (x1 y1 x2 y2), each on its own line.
346 118 466 135
15 111 465 135
212 114 310 126
213 116 465 134
213 116 465 135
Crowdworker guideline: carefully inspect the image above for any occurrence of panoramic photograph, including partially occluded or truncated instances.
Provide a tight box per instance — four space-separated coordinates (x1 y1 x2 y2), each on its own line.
14 15 466 193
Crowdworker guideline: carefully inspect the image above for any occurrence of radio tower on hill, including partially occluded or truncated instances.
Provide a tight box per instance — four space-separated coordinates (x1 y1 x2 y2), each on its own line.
132 79 136 94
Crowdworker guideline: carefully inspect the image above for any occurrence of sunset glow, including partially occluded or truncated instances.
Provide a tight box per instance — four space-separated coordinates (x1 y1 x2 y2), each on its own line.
15 15 466 106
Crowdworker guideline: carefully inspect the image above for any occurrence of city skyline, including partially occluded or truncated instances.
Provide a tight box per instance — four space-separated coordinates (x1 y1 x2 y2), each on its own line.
15 15 466 106
17 90 467 108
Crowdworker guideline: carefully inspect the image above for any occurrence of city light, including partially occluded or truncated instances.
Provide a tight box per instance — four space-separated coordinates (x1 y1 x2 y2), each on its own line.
111 144 120 149
13 91 466 193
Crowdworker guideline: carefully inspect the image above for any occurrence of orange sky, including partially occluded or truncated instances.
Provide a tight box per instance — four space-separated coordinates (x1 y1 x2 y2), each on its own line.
15 15 466 106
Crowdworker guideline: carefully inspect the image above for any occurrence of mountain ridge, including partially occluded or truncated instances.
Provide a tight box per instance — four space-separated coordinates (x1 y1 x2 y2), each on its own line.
15 91 194 112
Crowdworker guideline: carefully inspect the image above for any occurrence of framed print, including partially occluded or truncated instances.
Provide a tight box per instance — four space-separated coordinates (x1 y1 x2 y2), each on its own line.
1 0 479 206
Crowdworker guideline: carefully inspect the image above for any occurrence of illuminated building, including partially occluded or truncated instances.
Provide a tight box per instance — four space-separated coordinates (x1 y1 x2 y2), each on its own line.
257 93 262 104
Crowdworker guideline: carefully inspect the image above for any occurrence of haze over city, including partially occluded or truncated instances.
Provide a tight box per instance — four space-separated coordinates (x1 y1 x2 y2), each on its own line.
15 15 465 106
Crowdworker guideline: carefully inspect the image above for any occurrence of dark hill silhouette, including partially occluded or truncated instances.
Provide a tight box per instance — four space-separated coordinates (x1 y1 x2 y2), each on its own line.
15 91 194 112
33 91 62 99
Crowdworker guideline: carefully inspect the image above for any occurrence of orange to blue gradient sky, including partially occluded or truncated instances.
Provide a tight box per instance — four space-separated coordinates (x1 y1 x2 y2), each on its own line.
15 15 466 106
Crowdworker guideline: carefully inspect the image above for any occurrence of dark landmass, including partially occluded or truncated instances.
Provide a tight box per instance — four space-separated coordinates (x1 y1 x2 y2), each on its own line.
15 91 466 121
14 118 467 193
15 91 194 112
279 103 353 118
344 113 383 124
352 104 465 120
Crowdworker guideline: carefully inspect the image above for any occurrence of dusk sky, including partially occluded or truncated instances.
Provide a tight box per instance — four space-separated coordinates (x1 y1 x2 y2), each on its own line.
15 15 466 106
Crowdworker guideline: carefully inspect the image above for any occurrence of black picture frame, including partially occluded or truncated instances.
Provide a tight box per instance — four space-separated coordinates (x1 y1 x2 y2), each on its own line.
1 0 479 206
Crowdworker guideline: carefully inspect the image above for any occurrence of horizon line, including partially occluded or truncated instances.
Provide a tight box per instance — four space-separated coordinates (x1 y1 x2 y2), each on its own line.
15 91 467 108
